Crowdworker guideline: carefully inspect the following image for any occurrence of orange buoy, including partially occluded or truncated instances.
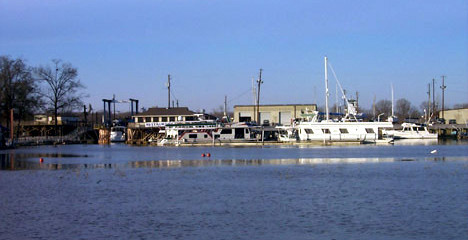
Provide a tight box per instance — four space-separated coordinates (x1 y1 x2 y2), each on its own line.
39 158 44 163
206 153 211 157
201 153 206 157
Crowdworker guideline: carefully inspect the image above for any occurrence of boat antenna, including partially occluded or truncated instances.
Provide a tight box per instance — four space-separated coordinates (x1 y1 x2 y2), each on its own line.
328 61 358 121
324 56 329 121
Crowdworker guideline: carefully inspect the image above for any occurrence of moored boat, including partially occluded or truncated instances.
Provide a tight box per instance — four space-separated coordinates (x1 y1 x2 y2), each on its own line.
294 57 393 143
384 123 438 139
110 126 127 142
158 122 257 145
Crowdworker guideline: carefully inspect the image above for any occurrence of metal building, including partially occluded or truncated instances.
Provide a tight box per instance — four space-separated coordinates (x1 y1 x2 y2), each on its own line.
438 108 468 124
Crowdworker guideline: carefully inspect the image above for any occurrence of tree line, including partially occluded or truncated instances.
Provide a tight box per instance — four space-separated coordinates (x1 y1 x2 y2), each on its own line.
0 56 85 133
326 96 468 123
2 55 466 130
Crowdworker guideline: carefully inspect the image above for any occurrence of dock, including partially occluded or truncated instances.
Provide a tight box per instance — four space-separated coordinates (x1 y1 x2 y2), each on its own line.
429 124 468 139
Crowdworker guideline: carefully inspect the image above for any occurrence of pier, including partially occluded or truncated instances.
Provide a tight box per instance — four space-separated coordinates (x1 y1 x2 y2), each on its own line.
429 124 468 139
125 122 164 145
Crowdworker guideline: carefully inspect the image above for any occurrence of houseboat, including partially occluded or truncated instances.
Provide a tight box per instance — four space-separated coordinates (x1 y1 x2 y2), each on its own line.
158 122 257 145
295 57 393 143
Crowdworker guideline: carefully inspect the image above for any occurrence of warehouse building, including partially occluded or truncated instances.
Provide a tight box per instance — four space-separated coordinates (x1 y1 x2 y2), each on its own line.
233 104 317 126
439 108 468 124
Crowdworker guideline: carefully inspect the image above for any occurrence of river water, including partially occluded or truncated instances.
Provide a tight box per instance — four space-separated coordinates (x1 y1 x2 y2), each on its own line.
1 140 467 239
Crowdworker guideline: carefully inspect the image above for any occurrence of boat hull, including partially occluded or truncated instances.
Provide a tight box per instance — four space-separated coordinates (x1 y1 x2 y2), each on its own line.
297 121 393 143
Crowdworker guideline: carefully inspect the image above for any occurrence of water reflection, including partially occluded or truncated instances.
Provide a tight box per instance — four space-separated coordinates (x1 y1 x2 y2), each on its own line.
2 154 465 171
393 139 439 146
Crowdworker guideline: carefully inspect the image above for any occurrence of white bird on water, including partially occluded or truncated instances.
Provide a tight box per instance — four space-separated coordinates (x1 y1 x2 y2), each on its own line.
430 150 438 154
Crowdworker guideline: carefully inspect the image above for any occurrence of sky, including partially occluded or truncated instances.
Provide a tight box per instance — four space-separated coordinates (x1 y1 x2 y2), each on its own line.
1 0 467 114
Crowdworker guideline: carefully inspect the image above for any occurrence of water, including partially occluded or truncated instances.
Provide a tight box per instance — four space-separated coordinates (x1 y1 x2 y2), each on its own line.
1 141 468 239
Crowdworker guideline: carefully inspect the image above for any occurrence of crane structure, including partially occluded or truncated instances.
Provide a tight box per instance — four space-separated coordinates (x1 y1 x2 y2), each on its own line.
102 96 139 126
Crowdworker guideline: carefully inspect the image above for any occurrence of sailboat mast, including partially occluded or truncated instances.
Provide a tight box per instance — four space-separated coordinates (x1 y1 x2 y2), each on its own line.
324 56 329 121
391 83 394 117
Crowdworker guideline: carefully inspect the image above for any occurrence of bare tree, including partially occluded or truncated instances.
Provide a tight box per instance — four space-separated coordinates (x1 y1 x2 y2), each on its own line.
453 103 468 109
375 99 392 119
396 98 411 121
35 59 85 134
409 106 421 119
0 56 41 130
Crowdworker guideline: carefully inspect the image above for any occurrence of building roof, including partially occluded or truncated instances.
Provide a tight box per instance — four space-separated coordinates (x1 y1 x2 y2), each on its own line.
135 107 195 116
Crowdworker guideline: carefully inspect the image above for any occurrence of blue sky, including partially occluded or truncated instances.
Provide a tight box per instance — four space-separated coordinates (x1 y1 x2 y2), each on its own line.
1 0 467 113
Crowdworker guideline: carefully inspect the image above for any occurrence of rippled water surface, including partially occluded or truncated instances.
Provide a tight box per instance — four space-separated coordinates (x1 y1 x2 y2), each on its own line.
1 141 468 239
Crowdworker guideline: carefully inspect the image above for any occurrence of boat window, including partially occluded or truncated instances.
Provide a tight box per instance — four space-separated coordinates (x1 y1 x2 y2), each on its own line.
162 117 168 122
153 117 159 122
304 129 313 134
322 129 330 134
137 117 143 123
145 117 151 122
169 117 176 121
220 129 233 134
365 128 375 133
417 127 425 131
189 134 197 139
204 134 208 138
339 128 349 134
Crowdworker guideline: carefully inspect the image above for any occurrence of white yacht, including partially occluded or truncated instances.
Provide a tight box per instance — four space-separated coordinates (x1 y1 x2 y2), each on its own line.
295 57 393 143
276 125 298 142
384 123 438 139
110 126 127 142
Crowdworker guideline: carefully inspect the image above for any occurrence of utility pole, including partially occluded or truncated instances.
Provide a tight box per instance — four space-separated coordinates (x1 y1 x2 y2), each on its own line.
441 75 446 120
176 100 179 108
113 94 116 120
252 77 256 123
256 69 263 125
432 78 435 117
167 74 171 109
427 83 431 122
391 83 394 118
224 95 227 118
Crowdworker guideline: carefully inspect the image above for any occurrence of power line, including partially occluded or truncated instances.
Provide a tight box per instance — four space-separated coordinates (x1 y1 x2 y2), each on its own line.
227 88 253 104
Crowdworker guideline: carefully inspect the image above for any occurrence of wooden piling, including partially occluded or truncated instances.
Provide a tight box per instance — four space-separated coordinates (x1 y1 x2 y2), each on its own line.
98 128 110 144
